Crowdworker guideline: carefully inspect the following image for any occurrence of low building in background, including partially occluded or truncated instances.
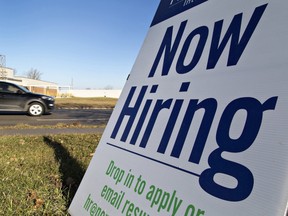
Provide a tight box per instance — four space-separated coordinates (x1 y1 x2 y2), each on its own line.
68 89 122 98
0 67 58 97
0 66 122 98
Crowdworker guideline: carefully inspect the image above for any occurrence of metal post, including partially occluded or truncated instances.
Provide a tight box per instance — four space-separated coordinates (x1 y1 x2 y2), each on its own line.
0 55 7 80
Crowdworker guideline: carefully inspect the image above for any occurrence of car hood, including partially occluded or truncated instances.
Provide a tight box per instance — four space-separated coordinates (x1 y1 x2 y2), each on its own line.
26 92 54 99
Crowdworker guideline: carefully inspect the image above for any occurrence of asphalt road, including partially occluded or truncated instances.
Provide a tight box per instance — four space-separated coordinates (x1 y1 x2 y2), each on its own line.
0 109 114 127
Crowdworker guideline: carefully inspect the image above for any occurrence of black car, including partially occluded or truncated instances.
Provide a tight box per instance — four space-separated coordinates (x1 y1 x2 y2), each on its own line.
0 81 55 116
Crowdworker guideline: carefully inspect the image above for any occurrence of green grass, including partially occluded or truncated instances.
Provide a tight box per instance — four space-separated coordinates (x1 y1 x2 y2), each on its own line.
55 97 117 109
0 134 101 215
0 122 104 130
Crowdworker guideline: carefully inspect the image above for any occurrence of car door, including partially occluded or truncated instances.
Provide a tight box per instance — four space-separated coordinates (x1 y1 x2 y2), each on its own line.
0 91 6 110
0 83 26 111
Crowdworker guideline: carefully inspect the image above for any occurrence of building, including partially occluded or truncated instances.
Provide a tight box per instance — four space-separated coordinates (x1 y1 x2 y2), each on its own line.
0 67 58 97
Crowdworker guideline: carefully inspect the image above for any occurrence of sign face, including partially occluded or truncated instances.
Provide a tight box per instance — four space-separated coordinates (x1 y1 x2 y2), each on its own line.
69 1 288 215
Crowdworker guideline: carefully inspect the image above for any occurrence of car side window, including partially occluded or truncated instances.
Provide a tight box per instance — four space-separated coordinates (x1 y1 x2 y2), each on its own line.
8 85 21 94
0 83 10 93
0 83 20 94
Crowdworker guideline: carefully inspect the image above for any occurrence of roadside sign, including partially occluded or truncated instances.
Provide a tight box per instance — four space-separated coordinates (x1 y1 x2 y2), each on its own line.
69 1 288 215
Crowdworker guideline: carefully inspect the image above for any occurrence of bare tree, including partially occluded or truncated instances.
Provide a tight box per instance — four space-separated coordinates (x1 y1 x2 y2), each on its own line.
26 68 42 80
104 85 113 90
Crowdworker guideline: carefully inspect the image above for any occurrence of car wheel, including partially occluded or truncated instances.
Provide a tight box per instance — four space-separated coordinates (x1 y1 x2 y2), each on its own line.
28 102 44 116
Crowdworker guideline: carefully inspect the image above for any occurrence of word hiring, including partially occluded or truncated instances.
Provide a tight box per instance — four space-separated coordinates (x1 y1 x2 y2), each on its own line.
111 82 278 202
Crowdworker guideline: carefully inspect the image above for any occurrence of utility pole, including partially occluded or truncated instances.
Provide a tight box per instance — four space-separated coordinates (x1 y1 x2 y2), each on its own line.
0 55 7 80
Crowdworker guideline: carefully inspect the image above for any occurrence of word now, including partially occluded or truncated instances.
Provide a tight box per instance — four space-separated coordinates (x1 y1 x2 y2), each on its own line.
149 4 268 77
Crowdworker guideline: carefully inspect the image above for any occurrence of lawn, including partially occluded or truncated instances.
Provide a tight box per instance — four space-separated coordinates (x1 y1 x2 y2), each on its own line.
0 134 101 215
55 97 117 109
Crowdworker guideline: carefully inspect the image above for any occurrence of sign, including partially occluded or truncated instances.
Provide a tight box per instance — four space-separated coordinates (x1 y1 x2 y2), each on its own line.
69 1 288 215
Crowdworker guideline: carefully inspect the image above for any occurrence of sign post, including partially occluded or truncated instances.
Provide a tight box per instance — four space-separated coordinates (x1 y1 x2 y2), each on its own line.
69 1 288 215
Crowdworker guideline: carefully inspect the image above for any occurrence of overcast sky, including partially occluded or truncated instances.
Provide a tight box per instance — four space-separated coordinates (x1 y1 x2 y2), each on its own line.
0 0 160 89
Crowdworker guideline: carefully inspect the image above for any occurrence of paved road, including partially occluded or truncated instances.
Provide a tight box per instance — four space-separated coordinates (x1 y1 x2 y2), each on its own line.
0 109 113 135
0 109 113 127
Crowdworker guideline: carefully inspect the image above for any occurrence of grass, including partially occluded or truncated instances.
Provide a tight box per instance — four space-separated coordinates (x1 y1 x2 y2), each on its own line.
55 97 118 109
0 97 111 214
0 134 101 215
0 122 104 130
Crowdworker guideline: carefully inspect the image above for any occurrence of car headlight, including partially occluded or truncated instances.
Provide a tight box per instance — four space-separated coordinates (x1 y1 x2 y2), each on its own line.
41 96 54 101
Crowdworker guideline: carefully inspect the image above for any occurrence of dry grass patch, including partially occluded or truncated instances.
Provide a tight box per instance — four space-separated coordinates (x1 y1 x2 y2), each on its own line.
55 97 117 109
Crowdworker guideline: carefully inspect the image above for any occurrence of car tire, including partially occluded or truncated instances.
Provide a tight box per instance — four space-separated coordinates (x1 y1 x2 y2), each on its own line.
28 102 44 116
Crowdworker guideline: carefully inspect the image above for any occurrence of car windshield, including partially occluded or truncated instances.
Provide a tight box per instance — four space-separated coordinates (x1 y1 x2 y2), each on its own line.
17 85 30 93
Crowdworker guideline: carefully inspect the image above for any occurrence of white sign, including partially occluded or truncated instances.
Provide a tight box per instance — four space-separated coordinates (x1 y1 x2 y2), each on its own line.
69 1 288 215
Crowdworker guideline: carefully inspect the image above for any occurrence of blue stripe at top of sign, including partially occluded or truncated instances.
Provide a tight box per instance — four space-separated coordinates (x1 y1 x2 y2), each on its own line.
151 0 208 27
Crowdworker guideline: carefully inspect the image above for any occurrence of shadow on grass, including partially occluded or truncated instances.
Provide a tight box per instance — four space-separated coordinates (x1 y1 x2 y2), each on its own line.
43 136 85 208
